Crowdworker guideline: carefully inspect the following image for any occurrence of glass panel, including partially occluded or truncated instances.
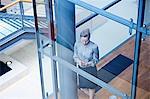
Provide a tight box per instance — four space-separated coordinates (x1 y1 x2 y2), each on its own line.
1 0 20 14
35 0 48 35
135 37 150 99
75 1 137 57
74 1 138 98
96 35 135 98
0 0 24 39
76 0 118 24
23 2 34 16
39 33 54 96
76 5 94 24
34 0 55 98
0 42 43 99
41 46 54 96
30 0 149 99
0 0 45 95
0 20 17 38
73 30 134 98
49 43 131 99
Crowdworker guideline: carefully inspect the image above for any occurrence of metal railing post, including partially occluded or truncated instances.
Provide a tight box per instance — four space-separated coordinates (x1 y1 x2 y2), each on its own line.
44 0 58 98
32 0 46 98
131 0 146 99
19 1 25 28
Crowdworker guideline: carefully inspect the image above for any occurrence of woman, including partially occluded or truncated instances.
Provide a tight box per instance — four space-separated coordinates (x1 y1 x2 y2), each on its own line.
73 28 99 99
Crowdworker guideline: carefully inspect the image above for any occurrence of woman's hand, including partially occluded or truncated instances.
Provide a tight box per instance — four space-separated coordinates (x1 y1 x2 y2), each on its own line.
81 61 88 66
76 60 88 67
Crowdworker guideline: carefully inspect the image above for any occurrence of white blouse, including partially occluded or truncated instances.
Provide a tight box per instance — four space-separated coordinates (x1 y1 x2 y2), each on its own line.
73 41 99 67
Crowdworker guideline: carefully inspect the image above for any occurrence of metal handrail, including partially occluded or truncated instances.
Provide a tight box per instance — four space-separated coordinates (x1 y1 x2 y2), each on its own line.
68 0 150 35
0 0 47 38
76 0 121 28
0 0 32 33
0 0 32 11
0 12 46 21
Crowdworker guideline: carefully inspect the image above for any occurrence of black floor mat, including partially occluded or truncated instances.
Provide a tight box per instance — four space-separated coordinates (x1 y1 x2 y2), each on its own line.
95 54 133 92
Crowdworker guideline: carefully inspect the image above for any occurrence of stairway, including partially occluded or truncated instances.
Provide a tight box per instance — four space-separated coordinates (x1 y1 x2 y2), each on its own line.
0 12 48 52
0 12 47 40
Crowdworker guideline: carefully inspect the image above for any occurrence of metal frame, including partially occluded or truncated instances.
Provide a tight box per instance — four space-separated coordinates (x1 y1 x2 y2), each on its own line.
44 0 58 98
32 0 148 99
0 0 147 98
54 0 77 99
51 55 128 99
66 0 147 99
76 0 122 28
32 0 46 98
68 0 150 35
131 0 146 99
19 1 25 28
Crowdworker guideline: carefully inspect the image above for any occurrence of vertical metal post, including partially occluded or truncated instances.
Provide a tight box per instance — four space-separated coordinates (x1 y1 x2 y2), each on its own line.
19 1 24 28
131 0 146 99
49 42 58 99
55 0 77 99
142 0 150 39
32 0 46 99
44 0 58 99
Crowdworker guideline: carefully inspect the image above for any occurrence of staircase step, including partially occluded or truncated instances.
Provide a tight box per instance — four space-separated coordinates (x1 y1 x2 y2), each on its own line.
1 19 21 29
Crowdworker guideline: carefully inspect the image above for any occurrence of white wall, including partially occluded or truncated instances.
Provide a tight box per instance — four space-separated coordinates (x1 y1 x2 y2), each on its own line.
0 42 43 99
76 0 138 57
